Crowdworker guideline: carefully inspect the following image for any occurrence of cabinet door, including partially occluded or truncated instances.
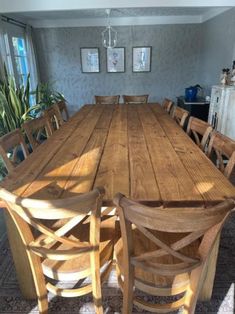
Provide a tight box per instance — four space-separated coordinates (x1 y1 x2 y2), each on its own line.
209 87 223 129
224 89 235 140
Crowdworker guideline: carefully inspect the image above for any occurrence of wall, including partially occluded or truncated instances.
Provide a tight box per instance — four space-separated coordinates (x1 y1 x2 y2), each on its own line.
200 8 235 93
33 24 202 112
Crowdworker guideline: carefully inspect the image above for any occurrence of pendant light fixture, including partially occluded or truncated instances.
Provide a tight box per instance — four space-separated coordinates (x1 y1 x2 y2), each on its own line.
102 9 117 49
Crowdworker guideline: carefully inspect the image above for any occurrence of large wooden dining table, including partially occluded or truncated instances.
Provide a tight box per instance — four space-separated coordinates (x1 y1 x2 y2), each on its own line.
2 103 235 301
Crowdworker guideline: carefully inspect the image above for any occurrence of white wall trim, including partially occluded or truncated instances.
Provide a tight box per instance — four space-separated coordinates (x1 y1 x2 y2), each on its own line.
200 7 231 22
29 15 202 28
0 0 234 13
27 7 232 28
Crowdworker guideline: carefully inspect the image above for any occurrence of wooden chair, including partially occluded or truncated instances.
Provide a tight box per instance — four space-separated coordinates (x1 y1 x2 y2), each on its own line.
22 116 53 151
44 104 64 132
114 193 235 314
172 106 189 128
95 95 120 105
57 101 70 121
0 187 115 314
207 131 235 179
162 98 173 114
123 95 149 104
0 129 29 174
187 117 213 151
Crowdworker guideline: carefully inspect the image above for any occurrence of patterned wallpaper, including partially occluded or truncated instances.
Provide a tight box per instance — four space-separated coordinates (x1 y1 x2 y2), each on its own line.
33 24 202 113
200 8 235 94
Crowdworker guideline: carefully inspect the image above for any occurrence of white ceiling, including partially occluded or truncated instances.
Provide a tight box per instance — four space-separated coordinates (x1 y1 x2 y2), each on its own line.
9 8 213 20
0 0 234 27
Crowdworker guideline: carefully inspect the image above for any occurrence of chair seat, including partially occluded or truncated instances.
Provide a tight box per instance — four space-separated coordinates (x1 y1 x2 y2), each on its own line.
42 215 116 281
115 226 200 290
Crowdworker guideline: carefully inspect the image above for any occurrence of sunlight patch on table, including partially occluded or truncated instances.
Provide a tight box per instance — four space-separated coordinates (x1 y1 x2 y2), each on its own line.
195 181 214 194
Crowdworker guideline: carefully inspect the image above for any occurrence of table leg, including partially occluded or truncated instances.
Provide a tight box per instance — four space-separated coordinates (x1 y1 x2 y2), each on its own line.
199 233 221 301
4 210 37 299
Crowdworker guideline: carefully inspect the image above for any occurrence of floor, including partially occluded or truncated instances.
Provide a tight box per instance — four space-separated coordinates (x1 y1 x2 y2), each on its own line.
0 211 6 237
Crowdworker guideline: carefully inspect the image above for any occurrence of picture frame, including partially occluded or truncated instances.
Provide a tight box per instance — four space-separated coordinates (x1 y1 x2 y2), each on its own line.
132 46 152 72
80 48 100 73
106 47 125 73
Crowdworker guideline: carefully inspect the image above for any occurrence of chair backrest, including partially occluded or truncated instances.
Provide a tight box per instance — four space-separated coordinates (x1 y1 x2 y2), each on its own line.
172 106 189 128
114 193 235 314
57 101 69 121
123 95 149 104
187 117 213 151
22 116 53 151
0 129 29 173
95 95 120 105
0 186 105 312
207 131 235 179
162 98 173 114
44 104 64 131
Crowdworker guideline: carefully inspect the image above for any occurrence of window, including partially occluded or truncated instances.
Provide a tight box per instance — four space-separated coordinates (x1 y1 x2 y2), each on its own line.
12 37 28 87
3 34 14 76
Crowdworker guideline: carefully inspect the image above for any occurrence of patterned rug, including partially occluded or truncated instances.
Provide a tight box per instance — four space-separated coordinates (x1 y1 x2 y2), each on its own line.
0 215 235 314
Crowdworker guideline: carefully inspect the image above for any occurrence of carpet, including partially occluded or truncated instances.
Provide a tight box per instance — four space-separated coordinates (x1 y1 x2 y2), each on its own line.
0 216 235 314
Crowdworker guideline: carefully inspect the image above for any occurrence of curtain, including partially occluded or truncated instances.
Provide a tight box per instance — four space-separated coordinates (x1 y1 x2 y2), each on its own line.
0 18 8 81
25 25 40 91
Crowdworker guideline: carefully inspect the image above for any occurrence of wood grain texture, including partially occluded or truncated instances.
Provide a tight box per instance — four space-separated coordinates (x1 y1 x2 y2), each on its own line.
169 136 235 203
2 103 234 205
114 193 235 314
127 105 159 200
1 103 235 302
0 187 114 313
21 105 105 199
0 129 29 173
94 105 129 201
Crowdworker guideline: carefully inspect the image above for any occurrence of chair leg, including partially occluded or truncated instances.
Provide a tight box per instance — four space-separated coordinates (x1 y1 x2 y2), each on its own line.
183 262 208 314
122 265 134 314
91 251 103 314
38 294 49 314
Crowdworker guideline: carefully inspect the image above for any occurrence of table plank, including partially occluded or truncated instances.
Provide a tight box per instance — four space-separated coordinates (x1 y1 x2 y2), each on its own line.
21 105 105 198
62 106 115 196
94 105 129 203
169 136 235 204
150 104 186 137
136 104 165 137
127 105 160 201
138 105 203 205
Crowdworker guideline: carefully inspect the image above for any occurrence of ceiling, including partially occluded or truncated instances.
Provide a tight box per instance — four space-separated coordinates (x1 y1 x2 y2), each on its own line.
12 8 212 20
0 0 234 27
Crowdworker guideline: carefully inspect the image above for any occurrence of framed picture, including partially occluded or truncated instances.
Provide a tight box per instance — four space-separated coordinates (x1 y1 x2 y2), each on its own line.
80 48 100 73
132 46 152 72
106 47 125 73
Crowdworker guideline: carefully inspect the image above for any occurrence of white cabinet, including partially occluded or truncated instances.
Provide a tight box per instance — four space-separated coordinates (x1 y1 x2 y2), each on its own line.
209 85 235 140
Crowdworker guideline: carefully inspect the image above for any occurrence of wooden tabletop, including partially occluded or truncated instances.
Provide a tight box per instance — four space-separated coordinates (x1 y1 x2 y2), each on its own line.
2 103 235 206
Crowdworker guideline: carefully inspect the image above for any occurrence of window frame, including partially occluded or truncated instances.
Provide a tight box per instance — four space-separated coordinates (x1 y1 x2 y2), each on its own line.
2 23 29 87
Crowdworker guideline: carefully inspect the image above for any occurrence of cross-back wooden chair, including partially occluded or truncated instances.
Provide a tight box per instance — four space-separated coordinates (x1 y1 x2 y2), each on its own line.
22 116 53 151
207 131 235 179
123 95 149 104
57 101 70 121
95 95 120 105
162 98 173 114
114 193 235 314
172 106 189 128
0 187 115 314
0 129 29 174
187 117 213 151
44 104 64 132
